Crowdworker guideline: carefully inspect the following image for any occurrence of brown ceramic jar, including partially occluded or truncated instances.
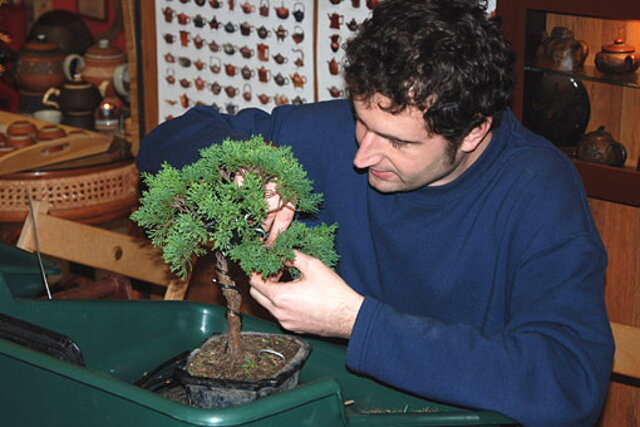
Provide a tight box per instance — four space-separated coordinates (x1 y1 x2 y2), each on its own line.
15 35 65 94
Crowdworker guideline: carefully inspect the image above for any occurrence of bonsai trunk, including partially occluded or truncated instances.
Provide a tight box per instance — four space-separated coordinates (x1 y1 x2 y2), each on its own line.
215 250 242 354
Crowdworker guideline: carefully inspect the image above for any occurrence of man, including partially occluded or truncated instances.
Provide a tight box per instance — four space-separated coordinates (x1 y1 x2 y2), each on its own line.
137 0 614 424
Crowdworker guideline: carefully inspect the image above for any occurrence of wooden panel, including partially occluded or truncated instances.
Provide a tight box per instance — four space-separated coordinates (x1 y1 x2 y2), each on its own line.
139 0 158 136
621 87 640 170
588 197 640 426
611 322 640 379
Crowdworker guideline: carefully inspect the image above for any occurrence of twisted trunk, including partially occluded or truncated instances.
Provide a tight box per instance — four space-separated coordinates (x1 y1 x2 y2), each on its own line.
215 251 242 354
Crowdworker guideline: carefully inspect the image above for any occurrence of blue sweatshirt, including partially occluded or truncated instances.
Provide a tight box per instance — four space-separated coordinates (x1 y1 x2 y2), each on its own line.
137 100 614 426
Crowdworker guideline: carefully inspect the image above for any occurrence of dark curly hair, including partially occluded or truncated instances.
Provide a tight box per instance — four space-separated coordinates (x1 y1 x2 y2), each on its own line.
344 0 514 147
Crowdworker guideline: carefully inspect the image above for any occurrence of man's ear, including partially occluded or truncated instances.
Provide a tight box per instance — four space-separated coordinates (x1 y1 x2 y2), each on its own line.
459 117 493 153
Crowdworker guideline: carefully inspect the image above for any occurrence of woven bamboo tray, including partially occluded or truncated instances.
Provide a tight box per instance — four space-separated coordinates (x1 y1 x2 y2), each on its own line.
0 160 139 224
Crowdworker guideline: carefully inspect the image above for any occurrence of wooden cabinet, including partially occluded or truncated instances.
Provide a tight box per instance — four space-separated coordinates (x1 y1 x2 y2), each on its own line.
496 1 640 425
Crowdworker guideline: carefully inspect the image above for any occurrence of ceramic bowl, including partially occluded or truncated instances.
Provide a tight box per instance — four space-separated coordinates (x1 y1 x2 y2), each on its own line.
36 124 67 141
6 134 36 149
6 120 37 137
0 146 15 157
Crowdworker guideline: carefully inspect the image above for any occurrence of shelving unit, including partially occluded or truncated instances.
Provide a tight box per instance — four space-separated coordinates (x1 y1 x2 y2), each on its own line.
496 1 640 425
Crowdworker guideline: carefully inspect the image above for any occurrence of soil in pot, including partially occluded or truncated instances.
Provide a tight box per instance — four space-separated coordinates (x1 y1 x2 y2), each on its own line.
186 333 302 382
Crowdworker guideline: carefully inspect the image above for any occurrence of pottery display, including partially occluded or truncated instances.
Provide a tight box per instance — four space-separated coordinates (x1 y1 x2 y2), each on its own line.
595 38 640 74
536 26 588 71
15 35 65 94
576 126 627 167
63 39 128 97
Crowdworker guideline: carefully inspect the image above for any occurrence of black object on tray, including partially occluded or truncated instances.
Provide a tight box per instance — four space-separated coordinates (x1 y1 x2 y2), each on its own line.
0 313 85 366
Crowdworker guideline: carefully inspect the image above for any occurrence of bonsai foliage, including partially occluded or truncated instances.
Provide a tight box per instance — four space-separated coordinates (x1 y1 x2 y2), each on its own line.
131 135 339 281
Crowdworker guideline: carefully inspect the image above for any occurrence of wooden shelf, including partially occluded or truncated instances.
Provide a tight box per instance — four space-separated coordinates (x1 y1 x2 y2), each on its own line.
573 159 640 206
525 65 640 90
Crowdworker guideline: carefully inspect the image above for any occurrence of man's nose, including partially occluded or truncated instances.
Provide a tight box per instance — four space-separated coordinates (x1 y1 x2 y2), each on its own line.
353 131 383 169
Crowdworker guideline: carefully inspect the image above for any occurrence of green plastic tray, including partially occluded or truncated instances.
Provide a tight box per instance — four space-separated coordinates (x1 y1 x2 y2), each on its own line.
0 269 515 426
0 242 60 298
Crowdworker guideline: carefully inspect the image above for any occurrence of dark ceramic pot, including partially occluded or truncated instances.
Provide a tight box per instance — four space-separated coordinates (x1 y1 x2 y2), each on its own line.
577 126 627 167
42 75 103 114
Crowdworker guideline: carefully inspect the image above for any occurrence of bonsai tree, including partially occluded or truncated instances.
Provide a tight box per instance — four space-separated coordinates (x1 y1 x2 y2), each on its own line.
131 135 338 356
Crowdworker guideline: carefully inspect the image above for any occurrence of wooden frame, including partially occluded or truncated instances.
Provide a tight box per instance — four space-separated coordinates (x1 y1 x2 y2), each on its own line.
17 201 190 300
77 0 107 21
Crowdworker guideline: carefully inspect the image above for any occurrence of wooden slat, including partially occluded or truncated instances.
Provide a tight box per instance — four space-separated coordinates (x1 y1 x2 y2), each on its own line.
611 322 640 379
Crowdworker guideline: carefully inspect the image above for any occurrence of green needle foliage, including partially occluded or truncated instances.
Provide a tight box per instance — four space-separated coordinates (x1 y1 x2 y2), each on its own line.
131 135 339 279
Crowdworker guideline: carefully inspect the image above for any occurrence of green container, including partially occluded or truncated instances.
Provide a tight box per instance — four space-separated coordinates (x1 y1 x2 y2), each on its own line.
0 242 60 298
0 270 516 426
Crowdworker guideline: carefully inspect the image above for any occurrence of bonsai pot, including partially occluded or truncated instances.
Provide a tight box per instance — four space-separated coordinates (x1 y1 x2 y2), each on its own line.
176 331 311 409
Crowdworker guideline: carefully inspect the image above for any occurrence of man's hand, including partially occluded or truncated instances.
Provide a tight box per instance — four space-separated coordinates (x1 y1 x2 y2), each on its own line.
263 181 295 245
249 251 364 339
234 172 295 245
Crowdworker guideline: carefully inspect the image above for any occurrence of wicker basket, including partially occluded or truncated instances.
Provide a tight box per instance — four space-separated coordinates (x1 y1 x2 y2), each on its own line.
0 160 139 223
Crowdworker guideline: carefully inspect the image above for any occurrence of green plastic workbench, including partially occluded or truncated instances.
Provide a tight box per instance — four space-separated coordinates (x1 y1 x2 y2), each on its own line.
0 252 516 426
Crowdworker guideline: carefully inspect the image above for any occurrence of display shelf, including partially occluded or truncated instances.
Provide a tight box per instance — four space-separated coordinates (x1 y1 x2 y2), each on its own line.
572 159 640 207
524 64 640 90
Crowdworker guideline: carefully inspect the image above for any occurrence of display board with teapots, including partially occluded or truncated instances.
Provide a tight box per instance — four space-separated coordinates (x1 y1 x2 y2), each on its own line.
154 0 375 122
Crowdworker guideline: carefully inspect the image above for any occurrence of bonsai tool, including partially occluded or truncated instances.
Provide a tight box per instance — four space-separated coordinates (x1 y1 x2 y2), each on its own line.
25 190 52 300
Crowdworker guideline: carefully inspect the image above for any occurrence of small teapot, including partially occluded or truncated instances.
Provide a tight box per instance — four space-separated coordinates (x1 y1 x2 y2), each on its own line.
595 38 640 74
42 74 103 114
536 27 588 71
576 126 627 167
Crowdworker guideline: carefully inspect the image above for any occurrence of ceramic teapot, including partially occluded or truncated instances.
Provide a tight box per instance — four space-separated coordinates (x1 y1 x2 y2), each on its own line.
42 74 103 114
15 34 65 93
595 38 640 74
576 126 627 167
536 26 588 71
63 39 127 97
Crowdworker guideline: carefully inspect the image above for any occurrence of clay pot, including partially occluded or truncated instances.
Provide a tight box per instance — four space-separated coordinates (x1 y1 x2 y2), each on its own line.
15 35 65 94
64 39 127 97
36 124 67 141
577 126 627 167
536 26 588 71
595 39 640 74
42 75 103 114
6 134 36 149
6 120 37 138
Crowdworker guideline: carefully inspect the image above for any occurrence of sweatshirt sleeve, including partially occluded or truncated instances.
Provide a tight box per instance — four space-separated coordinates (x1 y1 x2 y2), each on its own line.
136 106 277 173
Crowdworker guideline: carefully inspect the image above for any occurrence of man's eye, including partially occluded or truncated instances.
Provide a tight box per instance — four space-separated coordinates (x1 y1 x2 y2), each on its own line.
388 139 405 148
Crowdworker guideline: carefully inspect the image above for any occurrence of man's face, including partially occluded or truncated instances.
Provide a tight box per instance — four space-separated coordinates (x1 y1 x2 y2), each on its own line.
353 94 477 193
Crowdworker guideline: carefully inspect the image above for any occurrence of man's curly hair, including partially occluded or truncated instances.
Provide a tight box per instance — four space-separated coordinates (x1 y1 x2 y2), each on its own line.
344 0 514 147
